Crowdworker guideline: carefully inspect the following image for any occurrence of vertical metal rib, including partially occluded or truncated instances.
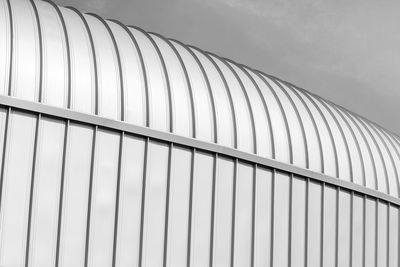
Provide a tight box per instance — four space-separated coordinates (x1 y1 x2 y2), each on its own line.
370 124 400 196
0 107 10 217
138 137 149 267
391 133 400 148
86 13 125 121
277 79 323 172
386 203 390 267
230 159 238 267
293 86 339 178
173 40 217 142
378 121 400 156
304 178 309 267
349 192 354 267
378 129 400 195
239 66 275 159
162 143 173 267
270 169 276 267
209 153 218 267
129 26 173 133
335 187 339 267
25 113 41 267
220 58 257 154
188 46 238 149
331 104 366 186
149 36 198 139
320 182 325 267
374 199 378 267
250 164 256 267
362 196 366 267
55 119 70 267
314 96 353 181
5 0 13 97
112 131 124 267
338 108 378 189
267 75 309 168
288 173 293 267
292 84 384 190
273 76 394 186
29 0 43 103
149 40 399 192
84 125 97 267
318 95 400 159
353 115 389 194
42 0 72 109
186 148 196 267
108 20 149 127
254 72 293 164
309 88 400 181
272 80 334 173
66 7 98 115
186 46 216 142
352 115 391 185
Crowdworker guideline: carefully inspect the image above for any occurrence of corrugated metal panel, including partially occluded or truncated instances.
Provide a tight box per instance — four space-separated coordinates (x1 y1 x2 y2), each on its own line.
0 107 396 266
0 0 399 266
0 0 399 195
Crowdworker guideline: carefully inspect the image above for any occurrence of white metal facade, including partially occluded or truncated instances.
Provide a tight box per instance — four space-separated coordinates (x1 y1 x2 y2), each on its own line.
0 0 399 266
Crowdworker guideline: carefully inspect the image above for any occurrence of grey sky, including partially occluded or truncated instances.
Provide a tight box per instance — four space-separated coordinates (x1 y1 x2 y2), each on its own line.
54 0 400 135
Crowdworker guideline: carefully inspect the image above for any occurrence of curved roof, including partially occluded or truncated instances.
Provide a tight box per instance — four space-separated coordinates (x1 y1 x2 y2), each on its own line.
1 0 400 197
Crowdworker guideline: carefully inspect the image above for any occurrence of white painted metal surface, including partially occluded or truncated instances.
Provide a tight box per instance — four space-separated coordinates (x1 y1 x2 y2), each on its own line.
0 0 399 266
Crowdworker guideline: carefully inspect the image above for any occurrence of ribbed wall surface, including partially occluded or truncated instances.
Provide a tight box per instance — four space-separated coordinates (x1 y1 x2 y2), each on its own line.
0 0 399 266
1 0 399 194
0 108 398 267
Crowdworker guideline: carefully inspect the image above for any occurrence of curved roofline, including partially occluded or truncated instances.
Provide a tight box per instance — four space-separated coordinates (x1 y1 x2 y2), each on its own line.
129 25 174 132
2 0 400 199
149 33 198 139
107 19 150 127
42 1 400 143
29 0 43 102
41 0 72 108
238 65 276 158
213 54 258 154
66 6 99 115
82 5 400 194
186 44 238 148
87 13 125 121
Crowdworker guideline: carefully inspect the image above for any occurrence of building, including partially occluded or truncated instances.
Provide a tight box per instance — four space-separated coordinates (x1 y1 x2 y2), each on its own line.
0 0 399 266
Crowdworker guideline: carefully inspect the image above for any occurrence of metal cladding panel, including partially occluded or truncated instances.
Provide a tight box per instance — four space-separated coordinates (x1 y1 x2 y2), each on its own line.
0 0 400 195
0 108 396 266
0 0 400 266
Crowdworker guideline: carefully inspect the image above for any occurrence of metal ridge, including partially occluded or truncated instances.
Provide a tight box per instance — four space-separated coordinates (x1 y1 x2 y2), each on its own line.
0 94 398 206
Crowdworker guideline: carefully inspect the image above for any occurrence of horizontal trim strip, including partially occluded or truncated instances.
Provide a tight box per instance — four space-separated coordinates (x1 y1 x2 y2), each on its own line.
0 95 399 206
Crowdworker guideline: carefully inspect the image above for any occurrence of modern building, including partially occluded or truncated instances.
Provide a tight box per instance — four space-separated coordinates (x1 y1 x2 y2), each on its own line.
0 0 399 266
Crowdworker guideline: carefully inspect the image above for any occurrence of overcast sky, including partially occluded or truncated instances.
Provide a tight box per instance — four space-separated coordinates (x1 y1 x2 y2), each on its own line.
54 0 400 135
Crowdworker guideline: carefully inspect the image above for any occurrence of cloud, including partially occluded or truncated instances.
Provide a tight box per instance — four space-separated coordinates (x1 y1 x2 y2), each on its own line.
84 0 108 11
